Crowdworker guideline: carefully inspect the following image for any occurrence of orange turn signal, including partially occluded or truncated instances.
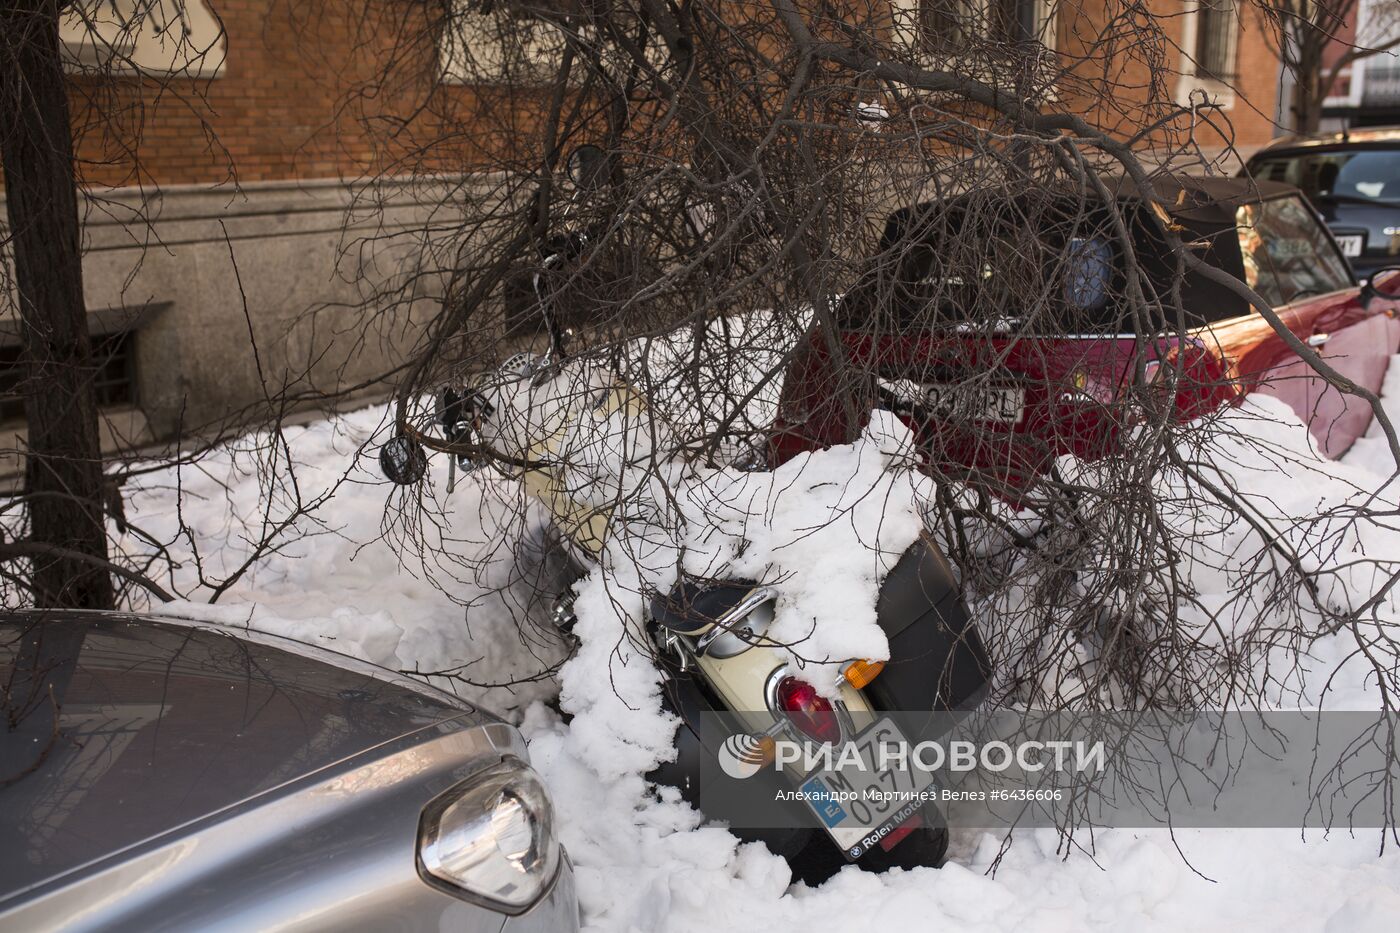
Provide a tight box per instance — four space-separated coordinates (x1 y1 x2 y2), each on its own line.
843 659 885 690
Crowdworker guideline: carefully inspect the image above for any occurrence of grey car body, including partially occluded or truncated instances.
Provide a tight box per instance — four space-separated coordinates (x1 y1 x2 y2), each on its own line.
0 611 578 933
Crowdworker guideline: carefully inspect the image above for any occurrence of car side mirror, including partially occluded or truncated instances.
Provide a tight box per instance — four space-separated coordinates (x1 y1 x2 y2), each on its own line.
1360 266 1400 308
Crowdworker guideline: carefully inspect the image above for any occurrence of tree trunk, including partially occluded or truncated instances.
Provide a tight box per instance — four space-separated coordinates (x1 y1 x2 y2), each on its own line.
0 1 114 610
1289 30 1326 134
1293 76 1324 134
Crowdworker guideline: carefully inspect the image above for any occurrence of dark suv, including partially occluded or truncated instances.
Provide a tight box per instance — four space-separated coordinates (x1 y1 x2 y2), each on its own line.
1244 127 1400 279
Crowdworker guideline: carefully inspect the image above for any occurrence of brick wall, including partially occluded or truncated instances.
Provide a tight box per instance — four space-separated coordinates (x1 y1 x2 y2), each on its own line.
1234 7 1286 145
1056 0 1282 163
58 0 1282 190
67 0 452 186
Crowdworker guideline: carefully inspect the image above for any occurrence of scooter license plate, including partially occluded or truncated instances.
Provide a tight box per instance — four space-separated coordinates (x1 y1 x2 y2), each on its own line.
797 717 936 861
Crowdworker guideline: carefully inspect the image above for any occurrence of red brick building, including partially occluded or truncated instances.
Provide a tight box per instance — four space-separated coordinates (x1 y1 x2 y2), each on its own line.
57 1 1285 187
1315 0 1400 129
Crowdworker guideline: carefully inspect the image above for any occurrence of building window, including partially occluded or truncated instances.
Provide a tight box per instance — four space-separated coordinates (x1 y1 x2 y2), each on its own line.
912 0 1052 54
93 331 138 409
0 347 24 424
918 0 976 51
59 0 224 78
989 0 1041 45
0 332 138 424
440 2 560 84
1363 56 1400 108
1194 0 1237 80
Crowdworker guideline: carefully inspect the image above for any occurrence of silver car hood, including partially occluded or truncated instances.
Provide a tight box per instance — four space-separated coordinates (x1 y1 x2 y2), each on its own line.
0 611 485 900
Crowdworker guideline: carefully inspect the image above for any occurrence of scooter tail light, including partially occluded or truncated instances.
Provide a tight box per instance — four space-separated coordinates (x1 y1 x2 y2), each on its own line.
775 676 841 744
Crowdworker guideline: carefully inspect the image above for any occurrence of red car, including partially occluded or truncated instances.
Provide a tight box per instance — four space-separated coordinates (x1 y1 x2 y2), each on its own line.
771 177 1400 496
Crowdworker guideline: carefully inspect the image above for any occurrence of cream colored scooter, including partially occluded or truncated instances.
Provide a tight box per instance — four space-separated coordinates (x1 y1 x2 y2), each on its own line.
379 146 991 881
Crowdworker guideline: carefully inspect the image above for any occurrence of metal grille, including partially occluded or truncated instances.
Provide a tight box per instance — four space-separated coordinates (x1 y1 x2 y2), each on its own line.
92 331 137 409
918 0 974 51
0 331 138 423
1195 0 1237 79
1363 58 1400 107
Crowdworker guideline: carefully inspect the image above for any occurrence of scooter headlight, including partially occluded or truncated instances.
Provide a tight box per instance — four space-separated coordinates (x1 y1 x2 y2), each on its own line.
417 757 560 914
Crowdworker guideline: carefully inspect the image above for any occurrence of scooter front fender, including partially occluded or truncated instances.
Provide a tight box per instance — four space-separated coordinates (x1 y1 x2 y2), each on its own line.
863 536 993 713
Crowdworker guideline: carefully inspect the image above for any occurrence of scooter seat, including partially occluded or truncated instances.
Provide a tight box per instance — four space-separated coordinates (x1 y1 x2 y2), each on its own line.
650 579 755 635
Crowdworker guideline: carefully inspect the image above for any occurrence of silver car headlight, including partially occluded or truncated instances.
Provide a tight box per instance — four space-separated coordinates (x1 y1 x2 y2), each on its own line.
417 756 560 914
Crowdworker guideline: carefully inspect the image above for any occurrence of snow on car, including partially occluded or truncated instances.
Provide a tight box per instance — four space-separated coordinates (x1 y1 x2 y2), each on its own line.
90 366 1400 932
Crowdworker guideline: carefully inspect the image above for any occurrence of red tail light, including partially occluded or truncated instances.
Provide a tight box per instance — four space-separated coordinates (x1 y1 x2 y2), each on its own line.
775 676 841 744
1128 342 1233 425
1164 342 1233 421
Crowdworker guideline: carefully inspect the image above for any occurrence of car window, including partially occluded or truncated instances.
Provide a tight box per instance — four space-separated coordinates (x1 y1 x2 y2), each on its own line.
848 194 1255 335
887 232 1117 334
1251 149 1400 205
1235 196 1352 307
1063 237 1114 312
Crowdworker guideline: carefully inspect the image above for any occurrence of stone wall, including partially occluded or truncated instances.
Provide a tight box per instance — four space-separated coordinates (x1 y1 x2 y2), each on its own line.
0 176 464 473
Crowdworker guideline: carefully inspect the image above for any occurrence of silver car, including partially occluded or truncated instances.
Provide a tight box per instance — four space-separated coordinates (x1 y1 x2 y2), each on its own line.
0 611 578 932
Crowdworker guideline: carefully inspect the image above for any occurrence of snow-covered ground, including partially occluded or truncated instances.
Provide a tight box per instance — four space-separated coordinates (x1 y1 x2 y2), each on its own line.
118 353 1400 932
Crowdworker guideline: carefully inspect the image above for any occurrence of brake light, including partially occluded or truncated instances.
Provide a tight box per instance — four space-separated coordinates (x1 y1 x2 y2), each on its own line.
1138 342 1233 422
776 676 842 744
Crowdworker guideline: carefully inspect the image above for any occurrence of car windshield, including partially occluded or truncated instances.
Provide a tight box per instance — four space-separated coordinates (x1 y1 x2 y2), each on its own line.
1235 195 1352 307
1250 148 1400 205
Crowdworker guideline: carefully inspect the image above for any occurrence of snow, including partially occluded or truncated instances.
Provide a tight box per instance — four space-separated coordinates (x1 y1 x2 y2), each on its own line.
130 413 570 714
115 348 1400 932
544 403 932 784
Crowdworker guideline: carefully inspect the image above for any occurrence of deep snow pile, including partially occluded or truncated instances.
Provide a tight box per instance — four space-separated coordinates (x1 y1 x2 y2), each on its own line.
120 361 1400 931
128 408 570 716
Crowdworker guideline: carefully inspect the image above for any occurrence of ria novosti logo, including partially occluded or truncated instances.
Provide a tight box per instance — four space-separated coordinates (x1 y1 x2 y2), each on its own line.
717 732 1105 778
716 733 773 779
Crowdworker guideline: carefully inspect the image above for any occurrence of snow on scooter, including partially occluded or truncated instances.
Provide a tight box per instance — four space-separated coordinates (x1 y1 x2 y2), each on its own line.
378 146 993 882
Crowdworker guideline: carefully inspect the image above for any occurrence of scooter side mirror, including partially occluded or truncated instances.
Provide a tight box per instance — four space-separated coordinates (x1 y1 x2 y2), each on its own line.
379 433 427 485
565 144 608 189
437 386 502 472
